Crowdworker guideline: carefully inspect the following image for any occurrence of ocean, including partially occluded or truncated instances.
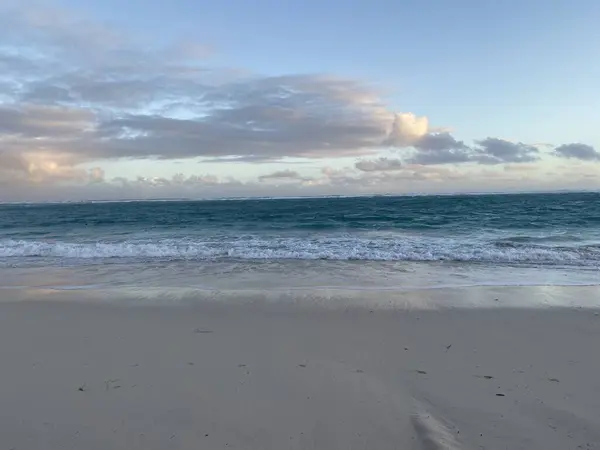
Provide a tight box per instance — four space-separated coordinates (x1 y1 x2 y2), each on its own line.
1 192 599 304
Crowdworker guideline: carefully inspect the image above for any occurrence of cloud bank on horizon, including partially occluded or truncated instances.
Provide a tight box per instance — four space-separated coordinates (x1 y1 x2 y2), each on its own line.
0 2 598 201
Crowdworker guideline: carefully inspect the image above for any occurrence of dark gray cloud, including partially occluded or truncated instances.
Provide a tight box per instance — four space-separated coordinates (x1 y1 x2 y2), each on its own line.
414 132 468 152
554 143 600 161
407 132 475 165
408 134 541 165
355 158 403 172
94 92 393 161
408 132 473 165
473 138 539 164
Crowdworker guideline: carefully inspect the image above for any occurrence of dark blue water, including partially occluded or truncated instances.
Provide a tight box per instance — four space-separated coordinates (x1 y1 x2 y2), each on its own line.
0 193 599 292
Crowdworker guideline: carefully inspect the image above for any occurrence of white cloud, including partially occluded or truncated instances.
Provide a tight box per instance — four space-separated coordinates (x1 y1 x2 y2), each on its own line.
383 113 429 147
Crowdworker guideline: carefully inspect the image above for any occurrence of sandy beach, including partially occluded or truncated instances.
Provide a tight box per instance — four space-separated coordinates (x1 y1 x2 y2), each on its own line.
1 288 600 449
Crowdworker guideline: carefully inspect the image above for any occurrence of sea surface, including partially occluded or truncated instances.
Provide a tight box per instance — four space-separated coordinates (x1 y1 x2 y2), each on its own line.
1 192 599 305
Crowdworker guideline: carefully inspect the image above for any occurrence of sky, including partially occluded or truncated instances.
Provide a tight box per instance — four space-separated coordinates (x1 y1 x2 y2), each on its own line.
1 0 599 201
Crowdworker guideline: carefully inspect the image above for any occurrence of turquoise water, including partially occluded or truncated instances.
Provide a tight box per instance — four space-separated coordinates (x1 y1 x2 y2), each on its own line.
1 192 599 292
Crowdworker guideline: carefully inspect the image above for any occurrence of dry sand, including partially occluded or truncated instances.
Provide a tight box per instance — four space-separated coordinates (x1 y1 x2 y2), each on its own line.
1 289 599 449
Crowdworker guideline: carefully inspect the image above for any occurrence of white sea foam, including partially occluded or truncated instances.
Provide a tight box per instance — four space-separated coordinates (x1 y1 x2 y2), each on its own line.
1 236 598 266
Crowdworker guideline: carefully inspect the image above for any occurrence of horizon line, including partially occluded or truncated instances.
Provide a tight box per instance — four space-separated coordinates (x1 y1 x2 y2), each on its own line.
1 189 598 206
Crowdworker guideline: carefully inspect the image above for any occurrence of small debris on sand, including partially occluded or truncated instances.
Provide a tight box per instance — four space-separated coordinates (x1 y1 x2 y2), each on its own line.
105 379 120 390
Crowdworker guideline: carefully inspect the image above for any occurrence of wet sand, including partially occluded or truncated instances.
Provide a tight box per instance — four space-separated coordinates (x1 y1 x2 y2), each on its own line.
1 288 599 449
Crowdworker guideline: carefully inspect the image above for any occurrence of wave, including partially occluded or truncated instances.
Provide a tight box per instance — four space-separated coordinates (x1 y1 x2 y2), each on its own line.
493 234 586 245
1 237 599 267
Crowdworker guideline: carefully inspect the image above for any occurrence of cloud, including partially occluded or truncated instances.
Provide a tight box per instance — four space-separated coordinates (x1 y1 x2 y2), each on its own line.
554 143 600 161
259 170 305 181
407 135 541 165
473 138 539 164
355 158 403 172
503 163 539 172
2 161 598 202
89 167 105 183
409 132 472 164
383 113 429 147
122 173 223 187
0 104 95 184
0 105 94 137
0 0 597 200
0 149 104 185
1 2 435 170
414 132 468 152
85 76 433 162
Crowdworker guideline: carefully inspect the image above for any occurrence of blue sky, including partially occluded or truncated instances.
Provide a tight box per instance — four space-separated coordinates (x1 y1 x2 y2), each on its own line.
1 0 599 200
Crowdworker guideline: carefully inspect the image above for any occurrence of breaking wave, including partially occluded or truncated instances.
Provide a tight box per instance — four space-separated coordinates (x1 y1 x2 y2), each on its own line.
1 236 599 267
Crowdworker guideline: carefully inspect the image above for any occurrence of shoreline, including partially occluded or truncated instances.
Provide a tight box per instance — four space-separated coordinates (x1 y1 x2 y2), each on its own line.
1 289 600 449
2 283 600 310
